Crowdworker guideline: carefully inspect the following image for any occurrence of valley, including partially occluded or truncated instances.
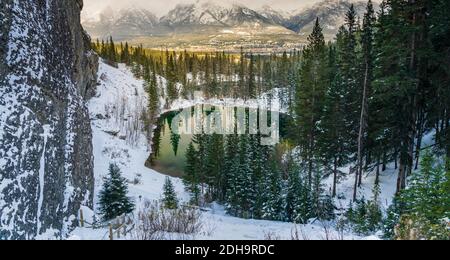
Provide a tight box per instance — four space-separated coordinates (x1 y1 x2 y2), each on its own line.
82 0 372 52
1 0 448 242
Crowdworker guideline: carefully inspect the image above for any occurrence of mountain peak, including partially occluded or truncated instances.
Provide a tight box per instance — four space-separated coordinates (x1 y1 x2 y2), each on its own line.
82 0 378 43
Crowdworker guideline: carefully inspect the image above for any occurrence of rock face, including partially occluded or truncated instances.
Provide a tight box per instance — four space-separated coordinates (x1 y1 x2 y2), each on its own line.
0 0 98 239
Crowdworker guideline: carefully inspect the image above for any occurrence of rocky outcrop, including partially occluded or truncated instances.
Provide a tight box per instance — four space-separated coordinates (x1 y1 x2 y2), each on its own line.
0 0 98 239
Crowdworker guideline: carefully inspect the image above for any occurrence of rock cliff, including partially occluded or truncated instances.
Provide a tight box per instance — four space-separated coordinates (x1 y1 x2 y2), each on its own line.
0 0 98 239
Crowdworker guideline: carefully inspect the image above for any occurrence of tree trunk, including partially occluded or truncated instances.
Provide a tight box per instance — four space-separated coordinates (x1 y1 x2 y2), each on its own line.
396 161 407 194
407 0 419 178
375 156 380 185
332 156 338 198
445 113 450 170
394 150 398 170
414 110 424 170
356 56 370 193
353 165 358 201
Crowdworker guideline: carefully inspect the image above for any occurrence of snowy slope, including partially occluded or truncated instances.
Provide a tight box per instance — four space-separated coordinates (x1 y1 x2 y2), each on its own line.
70 61 391 240
88 62 188 203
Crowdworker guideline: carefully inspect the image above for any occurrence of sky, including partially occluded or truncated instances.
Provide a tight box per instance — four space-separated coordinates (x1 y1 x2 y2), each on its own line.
82 0 326 18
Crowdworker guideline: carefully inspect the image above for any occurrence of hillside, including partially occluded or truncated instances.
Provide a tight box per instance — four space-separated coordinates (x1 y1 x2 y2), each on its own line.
71 60 397 240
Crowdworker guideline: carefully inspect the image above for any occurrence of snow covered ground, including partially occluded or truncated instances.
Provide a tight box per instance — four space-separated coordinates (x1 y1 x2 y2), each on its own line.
70 61 395 240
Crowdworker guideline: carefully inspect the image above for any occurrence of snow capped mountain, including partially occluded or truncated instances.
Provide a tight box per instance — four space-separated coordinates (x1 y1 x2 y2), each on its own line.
258 5 290 25
115 8 158 28
159 1 275 27
286 0 373 36
82 0 376 43
83 7 158 39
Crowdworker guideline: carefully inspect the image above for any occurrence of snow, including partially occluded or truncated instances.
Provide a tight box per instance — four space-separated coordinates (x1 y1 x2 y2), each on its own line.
88 61 189 203
67 60 396 240
166 88 287 114
37 125 50 233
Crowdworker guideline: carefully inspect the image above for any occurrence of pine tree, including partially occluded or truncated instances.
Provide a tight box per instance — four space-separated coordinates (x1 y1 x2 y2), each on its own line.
204 134 225 201
238 47 246 99
319 44 349 198
224 134 241 215
248 53 256 99
162 177 179 209
147 61 159 123
355 0 376 199
237 134 255 218
98 164 135 221
184 142 201 205
166 54 179 102
121 42 130 65
284 156 310 223
365 181 383 232
261 157 283 221
108 36 117 62
295 18 328 189
400 151 450 222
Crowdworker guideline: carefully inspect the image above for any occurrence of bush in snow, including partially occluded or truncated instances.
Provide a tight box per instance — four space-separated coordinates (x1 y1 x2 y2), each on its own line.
98 163 135 221
131 201 202 240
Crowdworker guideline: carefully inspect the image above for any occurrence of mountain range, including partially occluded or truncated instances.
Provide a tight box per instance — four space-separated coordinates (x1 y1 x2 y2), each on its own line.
82 0 376 50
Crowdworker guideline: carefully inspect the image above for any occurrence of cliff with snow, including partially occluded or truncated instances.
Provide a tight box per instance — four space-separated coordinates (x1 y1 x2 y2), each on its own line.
0 0 98 239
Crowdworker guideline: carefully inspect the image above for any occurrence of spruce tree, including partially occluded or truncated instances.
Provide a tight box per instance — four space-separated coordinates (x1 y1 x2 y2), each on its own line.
319 44 349 198
248 53 256 99
237 134 255 218
162 177 179 209
261 158 283 221
98 164 135 221
224 134 241 215
355 0 376 198
204 134 225 201
295 18 327 189
147 62 159 122
184 142 201 205
108 36 117 62
400 151 450 223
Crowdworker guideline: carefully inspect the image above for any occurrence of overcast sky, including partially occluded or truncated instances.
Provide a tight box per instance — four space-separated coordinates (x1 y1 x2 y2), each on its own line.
82 0 327 18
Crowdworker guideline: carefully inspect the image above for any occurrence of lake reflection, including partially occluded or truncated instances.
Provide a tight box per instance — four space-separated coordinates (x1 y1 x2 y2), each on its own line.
146 104 291 177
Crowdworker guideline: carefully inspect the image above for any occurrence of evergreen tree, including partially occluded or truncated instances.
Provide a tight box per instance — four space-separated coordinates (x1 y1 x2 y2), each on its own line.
261 158 283 221
400 151 450 222
183 142 201 205
162 177 179 209
355 0 376 197
121 42 130 65
319 44 349 198
236 134 256 218
204 134 225 201
295 18 328 189
98 164 135 221
147 61 159 122
224 134 241 215
248 53 256 99
108 36 117 62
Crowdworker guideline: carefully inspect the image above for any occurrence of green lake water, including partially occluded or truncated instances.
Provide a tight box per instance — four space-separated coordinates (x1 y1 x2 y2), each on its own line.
146 104 292 177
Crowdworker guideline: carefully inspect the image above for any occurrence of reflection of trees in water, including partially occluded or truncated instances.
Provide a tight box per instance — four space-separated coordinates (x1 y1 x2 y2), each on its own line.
165 111 181 156
170 132 181 156
146 105 293 174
